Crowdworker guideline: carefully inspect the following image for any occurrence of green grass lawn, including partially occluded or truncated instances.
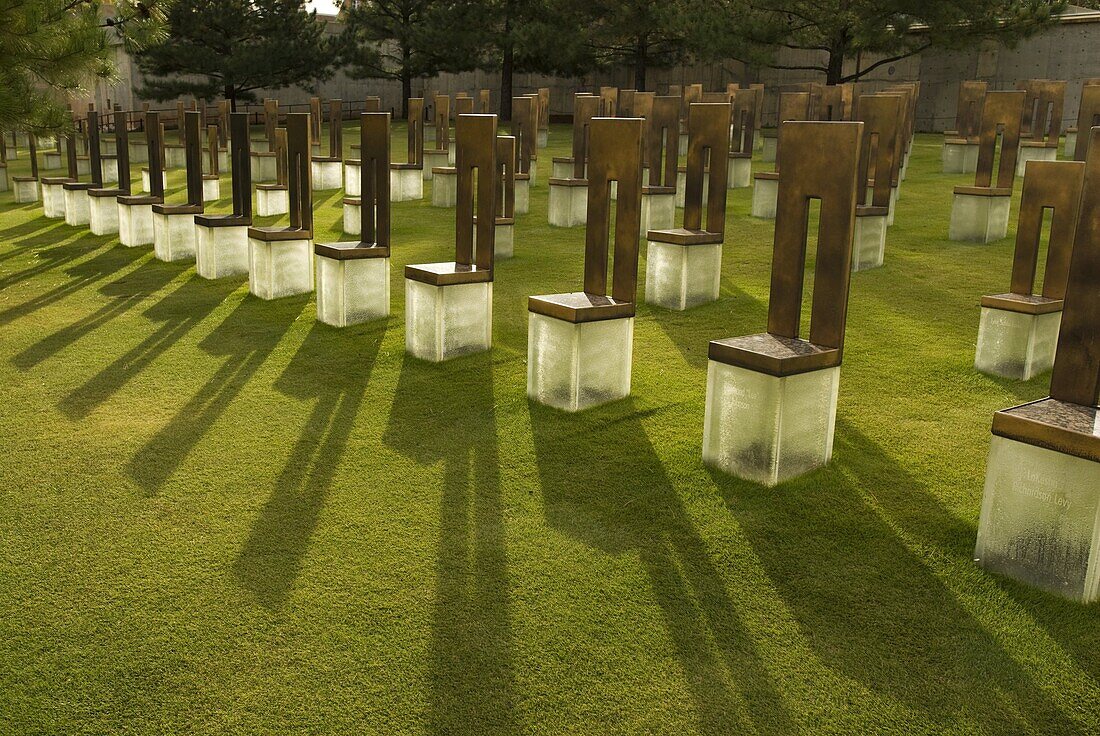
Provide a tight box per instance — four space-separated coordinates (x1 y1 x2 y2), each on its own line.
1 124 1098 734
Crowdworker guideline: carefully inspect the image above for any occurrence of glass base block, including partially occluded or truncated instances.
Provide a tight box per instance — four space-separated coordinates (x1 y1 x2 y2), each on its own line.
678 131 688 156
203 179 220 202
761 137 777 163
528 160 539 185
140 170 167 194
852 214 887 272
864 187 898 226
676 170 709 209
42 183 66 218
751 177 778 219
164 146 187 169
1016 145 1057 177
343 201 361 236
63 189 90 226
44 153 62 170
256 188 288 217
942 141 979 174
195 224 249 279
548 182 587 227
727 157 752 189
975 307 1061 380
316 255 389 327
975 436 1100 602
153 212 197 263
644 240 721 310
949 193 1011 243
250 153 277 183
432 170 457 207
345 162 361 196
312 160 343 191
118 202 154 247
538 129 548 148
76 159 90 176
248 237 314 300
13 179 39 203
101 158 118 184
703 361 840 486
515 179 530 215
1065 132 1077 158
405 279 492 362
551 160 575 178
422 150 449 179
527 312 633 412
128 141 149 164
391 168 423 202
641 192 675 232
89 196 119 235
494 224 514 259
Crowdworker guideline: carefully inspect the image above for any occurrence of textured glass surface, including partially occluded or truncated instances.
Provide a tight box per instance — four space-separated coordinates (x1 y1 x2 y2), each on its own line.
727 157 752 189
405 279 492 362
42 183 66 218
852 214 887 272
640 192 675 232
551 160 573 179
195 225 249 279
761 137 777 163
515 179 530 215
64 189 90 226
316 255 389 327
250 153 277 183
153 213 197 263
949 193 1011 243
345 162 361 196
248 238 314 300
312 160 343 191
391 168 423 202
703 361 840 486
1015 145 1057 177
644 241 721 311
256 188 288 217
975 436 1100 602
118 203 154 247
751 178 778 219
942 142 979 174
432 171 458 207
494 224 514 259
128 141 149 163
975 307 1061 380
343 201 361 236
548 183 587 228
13 179 39 204
89 196 119 236
202 179 220 203
422 150 448 179
101 158 118 184
527 312 633 412
676 170 709 209
140 170 166 194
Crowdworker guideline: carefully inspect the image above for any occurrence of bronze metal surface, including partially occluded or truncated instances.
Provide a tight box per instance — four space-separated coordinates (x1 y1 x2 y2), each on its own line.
183 110 203 207
729 88 759 156
681 84 703 121
619 89 636 116
992 398 1100 463
364 96 381 112
1049 127 1100 407
27 134 38 180
816 84 851 121
207 125 220 177
230 112 252 219
478 89 491 114
275 128 288 186
453 114 499 273
287 113 312 235
772 92 812 174
855 94 902 210
357 112 391 250
328 99 343 158
971 90 1025 191
455 95 474 117
264 99 279 151
1017 79 1065 145
763 121 863 367
527 292 635 323
310 97 322 143
218 100 231 148
950 81 987 138
496 135 515 219
538 88 550 129
646 228 723 246
146 112 165 199
571 94 600 179
980 293 1063 315
87 109 102 187
708 333 840 377
680 103 731 237
1073 86 1100 161
406 97 424 166
633 92 654 121
434 94 450 152
404 261 492 286
646 96 679 187
64 113 78 179
583 117 644 309
315 241 390 260
511 96 537 176
599 87 618 117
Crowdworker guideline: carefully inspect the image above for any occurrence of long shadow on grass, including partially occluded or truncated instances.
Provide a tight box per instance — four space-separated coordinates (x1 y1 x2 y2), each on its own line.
711 420 1083 733
233 320 385 608
0 232 108 293
58 275 238 419
530 399 794 735
384 352 517 736
646 284 767 371
128 292 306 494
12 253 179 369
0 216 58 242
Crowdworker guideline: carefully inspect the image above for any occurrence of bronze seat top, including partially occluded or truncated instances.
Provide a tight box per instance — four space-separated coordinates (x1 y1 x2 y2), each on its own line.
551 156 575 164
151 203 203 215
1020 139 1059 148
345 157 361 165
117 194 162 205
953 185 1013 197
980 292 1063 315
646 227 723 245
642 185 676 195
12 176 37 182
256 182 288 191
432 166 455 174
753 171 780 181
528 292 635 323
311 155 341 163
390 162 422 170
342 195 361 205
194 213 251 227
248 225 313 241
405 261 492 286
315 241 389 260
61 181 95 191
708 333 841 377
729 151 752 160
88 187 124 198
993 398 1100 463
855 205 889 217
251 150 277 157
40 176 75 185
547 177 587 187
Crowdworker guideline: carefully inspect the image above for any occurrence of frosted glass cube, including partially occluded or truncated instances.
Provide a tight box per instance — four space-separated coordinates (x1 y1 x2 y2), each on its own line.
312 160 343 190
101 158 118 184
942 141 979 174
128 141 149 163
141 170 167 193
42 182 67 218
949 193 1011 243
975 307 1061 380
0 167 8 192
863 187 899 226
89 196 119 235
640 192 675 232
527 312 634 412
551 159 575 178
118 202 155 247
76 158 90 176
751 177 778 219
761 136 777 163
250 153 277 183
248 237 314 300
13 179 39 203
644 241 722 310
1016 146 1058 177
315 254 390 327
528 160 539 186
164 145 187 169
404 279 492 362
727 157 752 189
256 187 288 217
196 224 249 279
422 150 449 179
703 361 840 486
101 139 116 155
64 189 90 226
203 178 220 202
391 167 423 202
343 200 361 236
548 182 587 227
1065 131 1077 158
432 170 457 207
344 162 360 196
676 170 709 209
537 129 548 148
515 178 530 215
44 152 63 170
852 213 887 272
975 436 1100 602
153 212 198 262
678 131 688 156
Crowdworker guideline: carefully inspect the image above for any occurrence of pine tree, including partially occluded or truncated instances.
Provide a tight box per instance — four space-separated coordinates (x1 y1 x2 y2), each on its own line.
578 0 690 91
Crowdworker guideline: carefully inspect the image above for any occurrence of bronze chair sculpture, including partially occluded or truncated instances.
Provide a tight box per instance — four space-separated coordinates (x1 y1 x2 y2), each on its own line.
752 92 811 219
117 110 166 247
151 110 207 262
943 80 987 174
257 128 290 217
422 94 452 177
40 114 80 218
548 94 600 227
851 93 903 271
195 112 253 279
61 107 101 228
311 99 344 191
85 109 131 233
1015 80 1066 176
727 88 759 189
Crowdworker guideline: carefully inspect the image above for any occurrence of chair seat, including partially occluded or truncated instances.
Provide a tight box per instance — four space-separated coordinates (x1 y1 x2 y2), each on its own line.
642 185 676 195
194 213 251 227
855 205 889 217
405 261 492 286
255 183 287 192
61 181 95 191
391 162 422 171
312 156 341 163
314 241 390 260
40 177 75 185
953 185 1012 197
980 292 1063 315
528 292 635 323
152 203 203 215
708 333 840 377
753 171 779 181
88 188 124 198
646 227 723 245
117 194 162 205
993 398 1100 464
248 226 312 241
547 177 587 187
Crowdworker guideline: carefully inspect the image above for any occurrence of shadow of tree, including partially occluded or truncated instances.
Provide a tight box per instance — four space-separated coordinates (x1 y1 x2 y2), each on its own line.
233 320 386 608
383 352 517 735
529 399 794 735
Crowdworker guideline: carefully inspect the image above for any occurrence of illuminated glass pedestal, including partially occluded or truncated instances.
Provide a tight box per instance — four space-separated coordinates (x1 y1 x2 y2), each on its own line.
644 230 722 311
117 196 158 247
342 197 362 236
248 228 314 300
949 189 1011 243
974 295 1062 380
344 160 361 196
404 263 493 363
640 187 676 232
727 154 752 189
315 242 390 327
942 139 979 174
422 150 450 179
548 178 587 227
140 169 167 194
852 209 888 272
152 205 201 262
311 158 343 191
256 184 289 217
195 216 250 279
88 189 121 235
761 135 777 163
432 167 458 207
202 175 220 202
41 178 71 218
515 175 530 215
390 165 424 202
1015 143 1058 177
751 173 778 219
12 177 39 203
250 152 277 183
62 183 92 226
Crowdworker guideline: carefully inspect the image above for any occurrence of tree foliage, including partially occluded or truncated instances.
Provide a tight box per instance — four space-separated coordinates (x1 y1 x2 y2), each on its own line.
576 0 691 91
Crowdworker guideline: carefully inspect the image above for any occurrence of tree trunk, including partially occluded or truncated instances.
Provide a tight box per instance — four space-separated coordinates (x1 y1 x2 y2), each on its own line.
225 85 236 112
634 35 648 91
826 40 846 85
501 41 514 121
